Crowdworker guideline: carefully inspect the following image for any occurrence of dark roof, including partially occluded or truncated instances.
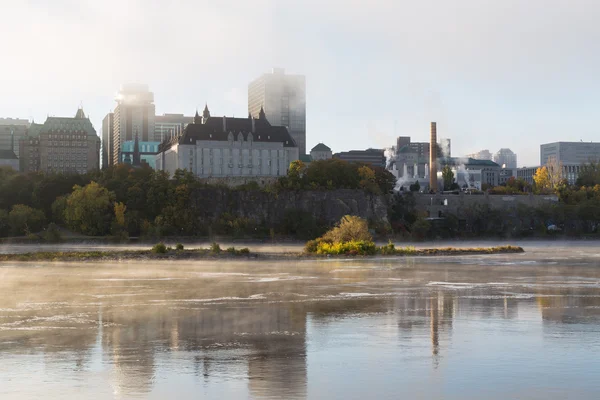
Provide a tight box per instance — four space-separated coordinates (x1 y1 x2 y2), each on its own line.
0 149 17 160
160 116 297 151
440 157 500 167
74 107 86 119
311 143 331 152
299 154 312 163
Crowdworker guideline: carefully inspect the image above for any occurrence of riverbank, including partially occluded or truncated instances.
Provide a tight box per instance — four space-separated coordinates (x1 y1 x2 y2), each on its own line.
0 245 524 262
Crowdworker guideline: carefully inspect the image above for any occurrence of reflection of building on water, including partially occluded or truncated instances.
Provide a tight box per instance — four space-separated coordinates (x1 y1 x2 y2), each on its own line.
396 292 455 364
537 288 600 324
100 304 307 398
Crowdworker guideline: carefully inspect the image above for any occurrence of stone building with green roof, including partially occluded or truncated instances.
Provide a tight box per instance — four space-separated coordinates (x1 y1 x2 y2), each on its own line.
19 108 100 174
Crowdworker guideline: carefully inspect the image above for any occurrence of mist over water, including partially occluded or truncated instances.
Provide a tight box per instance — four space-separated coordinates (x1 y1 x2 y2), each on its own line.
2 242 600 399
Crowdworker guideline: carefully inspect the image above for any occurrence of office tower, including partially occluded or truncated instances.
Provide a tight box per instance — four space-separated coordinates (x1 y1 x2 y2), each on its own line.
493 148 517 169
112 84 155 165
102 113 113 169
155 113 193 142
248 68 306 155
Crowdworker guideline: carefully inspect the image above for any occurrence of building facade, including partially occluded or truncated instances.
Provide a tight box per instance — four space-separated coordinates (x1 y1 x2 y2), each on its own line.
101 112 113 169
310 143 332 161
441 158 501 189
111 84 156 166
333 149 386 168
121 140 160 169
19 108 100 174
248 68 306 155
155 113 193 142
493 148 517 168
517 166 540 186
0 149 19 171
540 142 600 184
0 118 30 162
156 106 299 178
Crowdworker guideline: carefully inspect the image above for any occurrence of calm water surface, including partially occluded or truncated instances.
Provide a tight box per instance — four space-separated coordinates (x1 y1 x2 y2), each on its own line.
1 242 600 399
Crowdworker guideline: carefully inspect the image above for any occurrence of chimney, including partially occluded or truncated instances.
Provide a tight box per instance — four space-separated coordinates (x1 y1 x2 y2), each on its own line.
223 116 226 132
429 122 437 192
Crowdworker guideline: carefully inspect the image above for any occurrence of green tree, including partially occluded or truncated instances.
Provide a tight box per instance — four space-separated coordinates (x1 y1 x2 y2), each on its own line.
0 209 9 237
8 204 46 236
64 182 115 236
442 165 455 191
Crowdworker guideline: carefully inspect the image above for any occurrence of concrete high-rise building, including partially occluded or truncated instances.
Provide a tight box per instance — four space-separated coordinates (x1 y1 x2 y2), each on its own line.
0 118 30 161
541 141 600 184
101 113 113 169
493 148 517 169
111 84 155 166
155 113 193 142
248 68 306 155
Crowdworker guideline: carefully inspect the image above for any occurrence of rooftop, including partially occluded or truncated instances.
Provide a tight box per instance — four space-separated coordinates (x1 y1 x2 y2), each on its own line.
159 107 297 152
0 149 18 160
311 143 331 152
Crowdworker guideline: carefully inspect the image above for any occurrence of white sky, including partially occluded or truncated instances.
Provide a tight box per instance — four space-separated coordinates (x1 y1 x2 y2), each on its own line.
1 0 599 166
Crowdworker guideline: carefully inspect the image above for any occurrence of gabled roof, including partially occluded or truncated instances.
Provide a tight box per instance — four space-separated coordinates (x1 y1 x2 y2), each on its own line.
311 143 331 152
160 115 297 151
0 149 17 160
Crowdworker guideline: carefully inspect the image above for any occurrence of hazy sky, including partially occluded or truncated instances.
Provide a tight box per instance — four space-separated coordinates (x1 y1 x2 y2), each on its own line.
1 0 599 166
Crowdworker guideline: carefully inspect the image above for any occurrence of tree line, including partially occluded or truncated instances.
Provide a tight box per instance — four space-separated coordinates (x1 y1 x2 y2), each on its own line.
0 160 397 239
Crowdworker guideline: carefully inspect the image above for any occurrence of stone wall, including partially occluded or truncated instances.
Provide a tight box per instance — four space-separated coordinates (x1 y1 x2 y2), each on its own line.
414 192 559 218
190 188 389 226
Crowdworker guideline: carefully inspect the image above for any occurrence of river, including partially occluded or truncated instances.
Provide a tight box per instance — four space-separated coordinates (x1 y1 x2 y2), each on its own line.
1 242 600 399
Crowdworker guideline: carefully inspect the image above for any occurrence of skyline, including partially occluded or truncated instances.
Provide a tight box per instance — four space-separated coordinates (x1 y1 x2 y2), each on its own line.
2 0 600 167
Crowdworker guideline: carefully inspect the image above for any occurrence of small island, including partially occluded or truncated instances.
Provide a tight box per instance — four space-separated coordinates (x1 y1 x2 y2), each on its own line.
0 217 524 262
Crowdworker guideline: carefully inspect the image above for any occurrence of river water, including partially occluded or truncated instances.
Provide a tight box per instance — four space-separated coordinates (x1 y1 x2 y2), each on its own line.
1 242 600 399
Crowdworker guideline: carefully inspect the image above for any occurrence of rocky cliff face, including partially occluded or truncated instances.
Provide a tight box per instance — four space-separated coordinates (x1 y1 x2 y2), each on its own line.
190 188 389 226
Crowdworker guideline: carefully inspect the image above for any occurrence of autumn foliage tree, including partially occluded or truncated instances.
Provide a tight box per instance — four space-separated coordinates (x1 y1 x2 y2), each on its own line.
64 182 116 236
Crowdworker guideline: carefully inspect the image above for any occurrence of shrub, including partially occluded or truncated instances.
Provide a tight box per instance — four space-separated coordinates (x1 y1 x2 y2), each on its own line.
380 240 396 255
8 204 47 236
304 239 320 253
152 243 167 254
321 215 372 243
411 218 431 241
316 240 377 256
238 248 250 254
226 247 236 254
175 243 184 251
43 223 63 243
210 242 222 253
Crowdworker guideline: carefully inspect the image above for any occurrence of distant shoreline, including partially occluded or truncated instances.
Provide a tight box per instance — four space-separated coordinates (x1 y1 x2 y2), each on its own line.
0 246 524 262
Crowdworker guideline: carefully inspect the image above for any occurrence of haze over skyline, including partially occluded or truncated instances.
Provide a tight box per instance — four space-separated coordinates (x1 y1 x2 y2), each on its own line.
1 0 599 167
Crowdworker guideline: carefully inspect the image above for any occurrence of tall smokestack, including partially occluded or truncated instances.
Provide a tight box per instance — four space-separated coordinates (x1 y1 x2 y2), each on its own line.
429 122 437 192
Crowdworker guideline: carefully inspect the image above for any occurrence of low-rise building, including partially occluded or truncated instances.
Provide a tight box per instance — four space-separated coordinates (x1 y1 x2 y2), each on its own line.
333 149 386 168
310 143 332 161
156 106 299 178
441 157 501 189
19 108 100 174
516 166 540 186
